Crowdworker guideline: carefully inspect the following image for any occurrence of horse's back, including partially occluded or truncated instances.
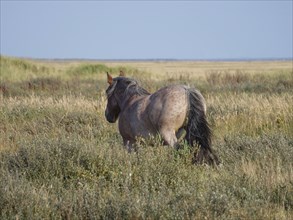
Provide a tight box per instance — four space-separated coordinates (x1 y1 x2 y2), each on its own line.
147 85 189 132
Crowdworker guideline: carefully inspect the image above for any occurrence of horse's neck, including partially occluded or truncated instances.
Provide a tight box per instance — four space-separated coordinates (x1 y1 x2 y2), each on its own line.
115 84 150 110
120 92 149 111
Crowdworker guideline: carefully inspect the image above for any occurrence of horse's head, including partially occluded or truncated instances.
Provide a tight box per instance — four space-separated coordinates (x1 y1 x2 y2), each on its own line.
105 71 128 123
105 73 119 123
105 72 149 123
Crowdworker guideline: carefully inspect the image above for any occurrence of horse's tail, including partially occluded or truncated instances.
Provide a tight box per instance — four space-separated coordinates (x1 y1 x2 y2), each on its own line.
185 88 220 166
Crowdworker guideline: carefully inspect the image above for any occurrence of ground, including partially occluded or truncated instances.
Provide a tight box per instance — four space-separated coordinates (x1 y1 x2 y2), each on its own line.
0 56 292 219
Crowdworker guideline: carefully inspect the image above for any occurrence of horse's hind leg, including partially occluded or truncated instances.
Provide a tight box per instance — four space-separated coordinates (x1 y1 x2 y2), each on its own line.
176 128 186 141
159 128 180 149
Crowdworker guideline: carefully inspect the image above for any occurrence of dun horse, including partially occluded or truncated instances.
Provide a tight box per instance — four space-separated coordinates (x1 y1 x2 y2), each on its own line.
105 72 219 165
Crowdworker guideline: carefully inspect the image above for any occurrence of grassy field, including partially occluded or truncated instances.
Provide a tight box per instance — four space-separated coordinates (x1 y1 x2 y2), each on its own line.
0 56 292 219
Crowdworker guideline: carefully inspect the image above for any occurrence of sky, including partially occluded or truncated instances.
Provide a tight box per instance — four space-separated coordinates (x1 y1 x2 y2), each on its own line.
0 1 292 60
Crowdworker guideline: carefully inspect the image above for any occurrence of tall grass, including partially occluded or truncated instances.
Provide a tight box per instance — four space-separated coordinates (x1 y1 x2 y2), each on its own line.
0 56 292 219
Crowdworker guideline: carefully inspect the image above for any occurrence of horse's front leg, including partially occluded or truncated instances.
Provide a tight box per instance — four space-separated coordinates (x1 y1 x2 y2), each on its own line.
122 138 135 153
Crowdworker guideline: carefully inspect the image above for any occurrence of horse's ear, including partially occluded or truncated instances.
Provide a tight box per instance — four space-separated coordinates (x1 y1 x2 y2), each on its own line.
119 70 125 77
107 72 113 84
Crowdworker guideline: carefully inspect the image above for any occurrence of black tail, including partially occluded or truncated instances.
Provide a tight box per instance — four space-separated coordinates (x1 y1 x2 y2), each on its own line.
185 88 220 166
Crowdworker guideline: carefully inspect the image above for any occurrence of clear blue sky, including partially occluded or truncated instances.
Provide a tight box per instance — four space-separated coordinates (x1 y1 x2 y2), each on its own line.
1 1 292 60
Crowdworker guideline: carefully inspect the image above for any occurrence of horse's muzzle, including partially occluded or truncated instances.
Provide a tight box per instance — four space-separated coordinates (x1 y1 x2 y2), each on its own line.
105 112 117 123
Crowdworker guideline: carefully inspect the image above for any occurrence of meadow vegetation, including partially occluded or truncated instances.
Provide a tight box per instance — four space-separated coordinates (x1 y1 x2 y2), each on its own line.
0 56 292 219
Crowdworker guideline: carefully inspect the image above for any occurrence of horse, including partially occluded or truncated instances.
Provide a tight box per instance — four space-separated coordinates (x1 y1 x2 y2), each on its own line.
105 72 220 165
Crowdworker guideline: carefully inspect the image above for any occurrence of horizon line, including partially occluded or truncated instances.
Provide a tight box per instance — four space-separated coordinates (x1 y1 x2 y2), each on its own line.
1 55 292 62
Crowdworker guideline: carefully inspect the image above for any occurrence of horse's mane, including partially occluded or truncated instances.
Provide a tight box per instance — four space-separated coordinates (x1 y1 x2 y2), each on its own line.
124 78 150 97
106 77 150 98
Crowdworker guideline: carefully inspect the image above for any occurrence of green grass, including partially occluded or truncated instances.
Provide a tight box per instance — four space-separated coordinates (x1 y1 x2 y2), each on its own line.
0 56 292 219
